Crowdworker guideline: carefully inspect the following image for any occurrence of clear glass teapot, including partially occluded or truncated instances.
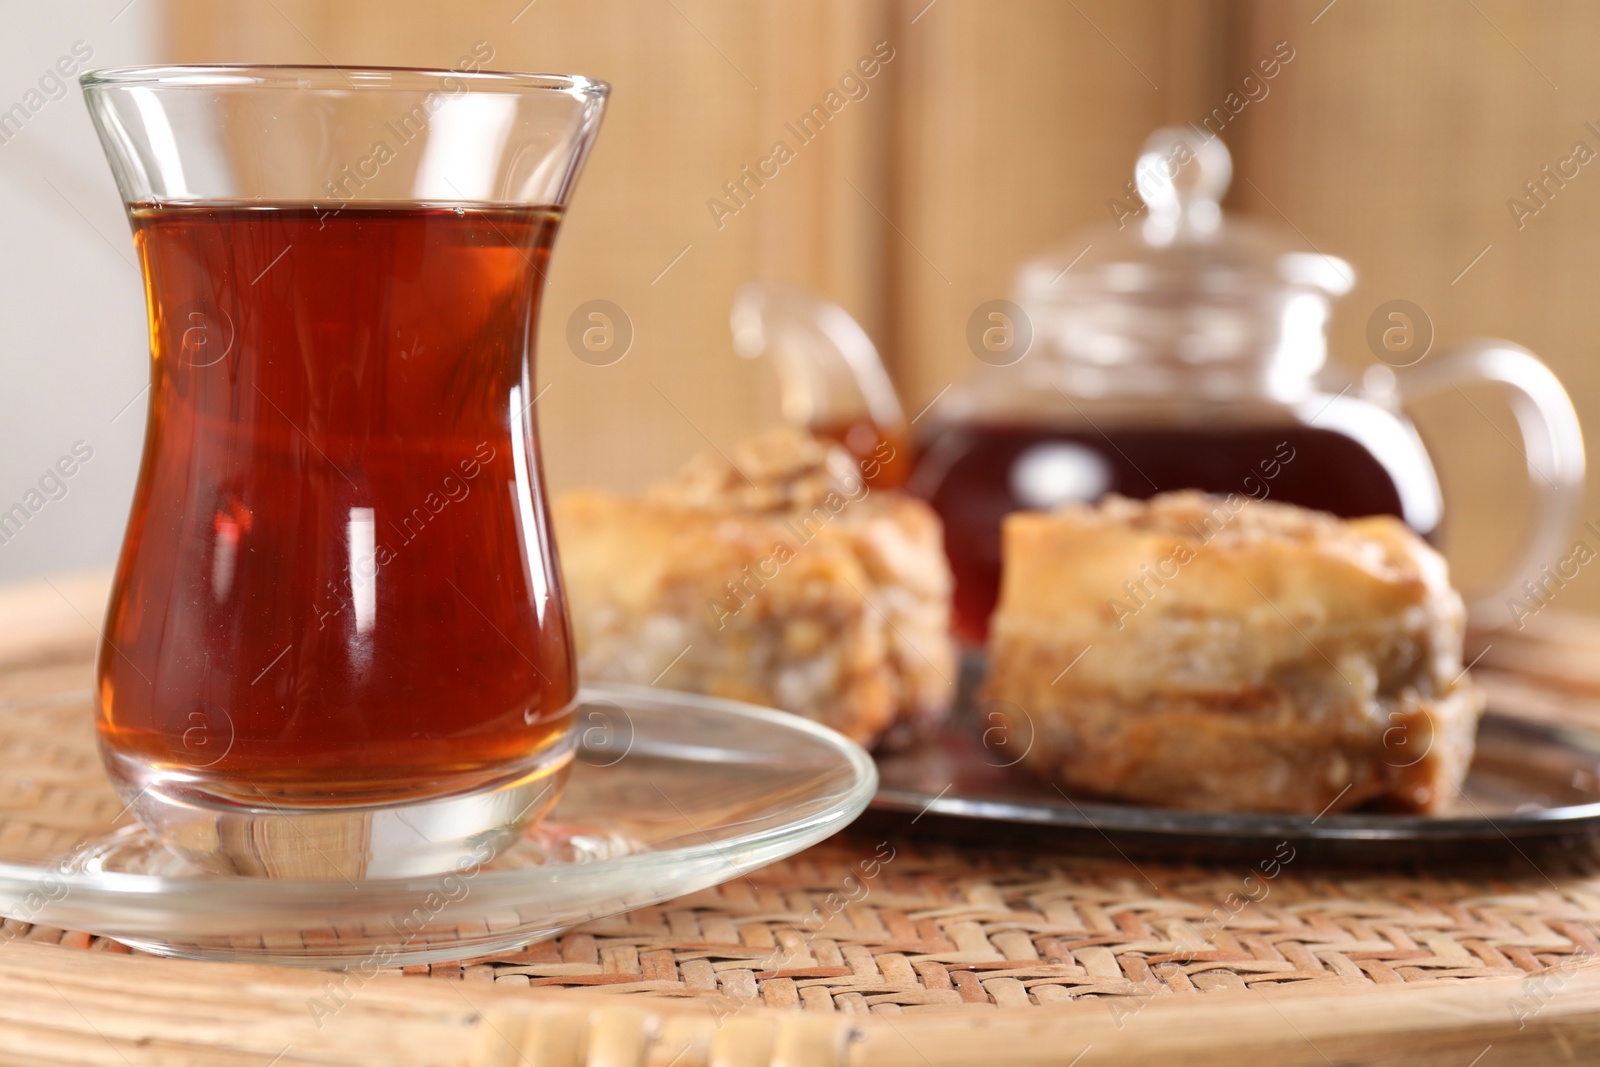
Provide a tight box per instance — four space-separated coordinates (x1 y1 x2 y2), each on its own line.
740 128 1585 645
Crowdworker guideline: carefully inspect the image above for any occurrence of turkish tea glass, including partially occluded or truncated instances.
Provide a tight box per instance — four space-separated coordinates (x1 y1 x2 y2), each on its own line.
81 65 607 878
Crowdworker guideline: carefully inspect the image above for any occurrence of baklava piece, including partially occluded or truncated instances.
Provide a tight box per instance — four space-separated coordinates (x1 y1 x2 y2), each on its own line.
553 428 954 748
985 491 1481 814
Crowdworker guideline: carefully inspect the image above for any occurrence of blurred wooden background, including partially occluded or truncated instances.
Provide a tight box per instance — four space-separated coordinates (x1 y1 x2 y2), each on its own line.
167 0 1600 612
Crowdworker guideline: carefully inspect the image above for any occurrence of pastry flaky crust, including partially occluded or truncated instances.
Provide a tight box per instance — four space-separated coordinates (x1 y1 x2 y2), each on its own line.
553 429 954 749
984 491 1482 815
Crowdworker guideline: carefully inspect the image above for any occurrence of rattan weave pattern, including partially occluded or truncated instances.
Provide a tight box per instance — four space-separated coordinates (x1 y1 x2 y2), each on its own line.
5 645 1600 1015
212 844 1600 1011
15 838 1600 1015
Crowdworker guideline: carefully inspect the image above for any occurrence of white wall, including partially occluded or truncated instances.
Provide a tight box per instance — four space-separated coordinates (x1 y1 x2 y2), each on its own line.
0 0 160 584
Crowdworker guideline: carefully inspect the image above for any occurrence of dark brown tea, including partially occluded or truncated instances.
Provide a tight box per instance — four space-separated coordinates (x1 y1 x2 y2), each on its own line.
912 421 1436 644
813 418 913 490
98 203 576 804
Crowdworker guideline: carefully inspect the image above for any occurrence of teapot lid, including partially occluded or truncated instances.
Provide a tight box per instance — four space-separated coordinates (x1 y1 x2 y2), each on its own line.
1017 128 1353 305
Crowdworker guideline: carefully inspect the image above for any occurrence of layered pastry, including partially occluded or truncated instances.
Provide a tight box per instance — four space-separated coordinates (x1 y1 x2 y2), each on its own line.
985 491 1481 814
553 428 954 748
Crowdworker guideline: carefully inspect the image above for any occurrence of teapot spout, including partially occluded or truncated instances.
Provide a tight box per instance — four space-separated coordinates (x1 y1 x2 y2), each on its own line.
731 282 910 486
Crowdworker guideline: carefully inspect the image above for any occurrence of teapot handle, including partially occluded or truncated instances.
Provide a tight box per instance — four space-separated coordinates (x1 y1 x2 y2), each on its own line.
1391 339 1585 629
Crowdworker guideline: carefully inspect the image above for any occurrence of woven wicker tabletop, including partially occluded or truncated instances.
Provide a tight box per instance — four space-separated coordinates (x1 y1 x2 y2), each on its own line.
17 837 1600 1006
3 572 1600 1065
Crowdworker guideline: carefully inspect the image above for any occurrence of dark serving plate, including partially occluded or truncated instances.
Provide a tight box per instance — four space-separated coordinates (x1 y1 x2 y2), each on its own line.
870 692 1600 865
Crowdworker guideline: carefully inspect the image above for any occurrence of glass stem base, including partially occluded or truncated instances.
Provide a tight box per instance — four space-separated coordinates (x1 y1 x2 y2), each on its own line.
103 751 572 879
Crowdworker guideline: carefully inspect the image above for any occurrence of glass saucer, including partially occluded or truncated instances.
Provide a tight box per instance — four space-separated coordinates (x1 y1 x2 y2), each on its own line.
0 678 875 967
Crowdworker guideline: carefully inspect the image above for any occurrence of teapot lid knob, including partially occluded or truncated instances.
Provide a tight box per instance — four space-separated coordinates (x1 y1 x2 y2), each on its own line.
1134 127 1231 234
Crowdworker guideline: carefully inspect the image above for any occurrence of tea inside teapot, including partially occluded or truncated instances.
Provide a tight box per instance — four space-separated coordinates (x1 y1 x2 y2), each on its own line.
911 403 1438 644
